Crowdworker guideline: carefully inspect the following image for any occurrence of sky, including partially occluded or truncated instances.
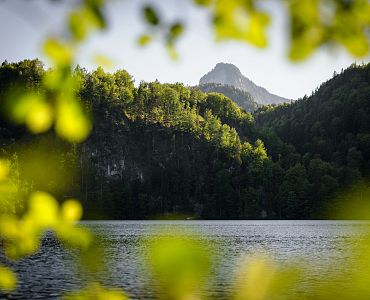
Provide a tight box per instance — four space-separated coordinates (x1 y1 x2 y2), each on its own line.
0 0 368 100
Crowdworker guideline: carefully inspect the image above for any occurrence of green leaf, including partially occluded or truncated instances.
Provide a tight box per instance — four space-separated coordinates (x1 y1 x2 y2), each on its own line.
55 96 92 143
69 11 87 41
143 6 160 26
137 34 152 46
8 92 53 134
212 0 270 47
84 0 107 29
166 44 179 60
92 54 113 68
0 266 16 292
146 233 212 300
43 38 73 66
194 0 213 6
169 22 184 39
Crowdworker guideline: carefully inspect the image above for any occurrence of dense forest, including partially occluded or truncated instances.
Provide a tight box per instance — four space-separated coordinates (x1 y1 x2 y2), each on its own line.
255 64 370 217
0 59 369 219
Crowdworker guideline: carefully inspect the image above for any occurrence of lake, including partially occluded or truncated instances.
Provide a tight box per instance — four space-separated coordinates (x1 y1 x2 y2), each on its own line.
1 220 369 299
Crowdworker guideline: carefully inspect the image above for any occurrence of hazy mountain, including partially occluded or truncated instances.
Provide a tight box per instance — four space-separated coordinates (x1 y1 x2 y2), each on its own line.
199 62 290 105
197 83 259 112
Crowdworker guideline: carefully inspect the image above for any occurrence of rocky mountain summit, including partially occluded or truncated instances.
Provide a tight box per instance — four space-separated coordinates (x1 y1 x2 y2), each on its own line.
199 63 290 105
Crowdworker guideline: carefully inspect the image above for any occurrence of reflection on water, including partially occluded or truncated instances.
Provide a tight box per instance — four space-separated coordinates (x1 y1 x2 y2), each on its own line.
1 220 369 299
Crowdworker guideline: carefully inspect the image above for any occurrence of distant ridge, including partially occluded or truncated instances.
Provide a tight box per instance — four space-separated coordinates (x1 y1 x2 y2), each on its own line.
197 83 259 112
199 63 290 105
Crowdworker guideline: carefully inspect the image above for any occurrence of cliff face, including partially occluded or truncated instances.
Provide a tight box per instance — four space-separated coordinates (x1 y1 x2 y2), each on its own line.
80 119 242 219
199 63 290 105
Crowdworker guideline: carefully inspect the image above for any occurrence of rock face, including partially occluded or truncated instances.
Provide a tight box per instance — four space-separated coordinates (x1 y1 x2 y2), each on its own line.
199 62 290 105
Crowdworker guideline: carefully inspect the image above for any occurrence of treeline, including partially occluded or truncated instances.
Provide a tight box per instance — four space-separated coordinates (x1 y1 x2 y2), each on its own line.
0 60 369 219
197 83 259 112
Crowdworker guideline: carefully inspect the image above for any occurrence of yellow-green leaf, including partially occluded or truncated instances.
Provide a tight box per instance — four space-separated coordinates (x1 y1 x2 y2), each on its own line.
62 199 83 224
44 38 73 66
25 101 53 134
138 34 152 46
55 97 92 143
0 159 10 182
0 266 17 292
28 191 59 228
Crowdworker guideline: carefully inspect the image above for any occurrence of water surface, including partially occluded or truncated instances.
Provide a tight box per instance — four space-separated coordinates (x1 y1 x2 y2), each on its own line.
1 220 368 299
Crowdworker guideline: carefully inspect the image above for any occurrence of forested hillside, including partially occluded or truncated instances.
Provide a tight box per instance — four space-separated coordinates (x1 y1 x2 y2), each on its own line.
256 63 370 217
197 83 259 112
0 60 268 219
0 60 369 219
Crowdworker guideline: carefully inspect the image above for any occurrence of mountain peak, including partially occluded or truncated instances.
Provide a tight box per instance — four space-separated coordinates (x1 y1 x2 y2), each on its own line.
214 62 242 74
200 63 243 87
199 63 290 105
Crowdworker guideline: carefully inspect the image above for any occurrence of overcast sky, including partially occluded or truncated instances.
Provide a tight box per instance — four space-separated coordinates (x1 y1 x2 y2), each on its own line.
0 0 368 99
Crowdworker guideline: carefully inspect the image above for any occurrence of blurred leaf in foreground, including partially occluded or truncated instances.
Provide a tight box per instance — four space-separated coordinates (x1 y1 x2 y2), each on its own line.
92 54 114 69
193 0 370 60
137 34 152 46
233 254 300 300
288 0 370 61
55 96 92 143
44 38 73 67
0 191 90 259
0 266 17 292
327 180 370 219
166 22 185 60
146 231 212 300
4 92 53 134
64 283 127 300
143 6 160 26
0 156 24 215
288 0 324 61
69 1 107 42
0 159 10 182
62 199 83 224
197 0 271 47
